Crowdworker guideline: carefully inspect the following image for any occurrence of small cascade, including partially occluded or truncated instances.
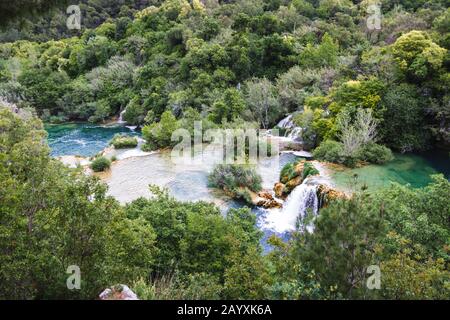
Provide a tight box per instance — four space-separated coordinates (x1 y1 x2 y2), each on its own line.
275 114 303 142
117 108 127 124
287 127 302 141
277 115 295 129
262 179 319 233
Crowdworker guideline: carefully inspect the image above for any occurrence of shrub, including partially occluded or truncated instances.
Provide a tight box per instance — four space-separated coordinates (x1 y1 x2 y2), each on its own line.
142 110 179 151
208 164 262 202
302 162 319 179
314 140 393 167
358 142 394 164
280 161 300 184
110 134 138 149
280 160 319 184
90 156 111 172
313 140 345 163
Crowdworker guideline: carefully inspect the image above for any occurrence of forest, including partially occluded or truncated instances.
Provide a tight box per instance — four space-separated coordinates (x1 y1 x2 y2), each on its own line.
0 0 449 300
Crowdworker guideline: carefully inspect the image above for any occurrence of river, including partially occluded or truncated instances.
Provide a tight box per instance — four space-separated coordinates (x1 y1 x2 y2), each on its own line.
45 123 450 250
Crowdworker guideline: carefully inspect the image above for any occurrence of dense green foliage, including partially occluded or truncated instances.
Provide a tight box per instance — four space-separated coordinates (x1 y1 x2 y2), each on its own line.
313 139 393 167
2 99 449 300
269 175 450 299
0 108 269 299
208 164 263 203
0 107 156 299
280 160 318 184
1 0 448 155
1 0 449 301
110 134 138 149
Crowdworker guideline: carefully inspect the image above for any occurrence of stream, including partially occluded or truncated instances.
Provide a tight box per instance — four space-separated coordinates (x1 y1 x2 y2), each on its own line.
45 122 450 250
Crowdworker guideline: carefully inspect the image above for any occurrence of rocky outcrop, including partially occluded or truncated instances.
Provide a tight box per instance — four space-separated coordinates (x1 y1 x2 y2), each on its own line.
249 190 283 209
274 182 286 198
99 284 138 300
316 184 348 208
275 160 319 198
286 176 302 191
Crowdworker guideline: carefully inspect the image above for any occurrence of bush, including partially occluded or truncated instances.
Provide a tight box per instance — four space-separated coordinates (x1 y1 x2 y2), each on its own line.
90 156 111 172
358 142 394 164
313 140 345 164
110 134 138 149
302 162 319 180
280 161 299 184
208 164 262 203
142 110 179 151
314 140 393 167
280 160 319 184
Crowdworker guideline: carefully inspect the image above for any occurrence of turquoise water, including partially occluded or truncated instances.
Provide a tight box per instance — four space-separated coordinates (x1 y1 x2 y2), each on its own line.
45 123 140 157
44 123 449 252
332 151 450 191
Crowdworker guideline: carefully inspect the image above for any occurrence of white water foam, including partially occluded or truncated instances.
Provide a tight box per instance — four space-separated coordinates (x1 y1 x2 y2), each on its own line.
261 179 318 233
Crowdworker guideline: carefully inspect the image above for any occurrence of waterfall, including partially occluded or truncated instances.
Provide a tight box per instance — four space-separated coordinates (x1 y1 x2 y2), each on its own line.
277 115 295 129
262 179 318 233
275 114 303 142
118 108 127 124
287 127 302 141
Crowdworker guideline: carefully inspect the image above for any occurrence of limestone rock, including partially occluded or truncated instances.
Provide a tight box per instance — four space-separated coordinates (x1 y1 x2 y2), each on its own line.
286 176 302 191
316 184 348 208
99 284 138 300
250 190 283 209
274 183 286 198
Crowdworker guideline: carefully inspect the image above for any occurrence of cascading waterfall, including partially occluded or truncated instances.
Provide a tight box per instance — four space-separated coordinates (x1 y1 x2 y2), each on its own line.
287 127 303 141
262 179 319 233
118 108 127 124
277 115 295 129
276 114 303 142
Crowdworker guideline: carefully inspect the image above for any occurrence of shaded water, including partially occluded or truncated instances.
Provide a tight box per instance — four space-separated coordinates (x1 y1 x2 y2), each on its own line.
332 151 450 192
45 123 139 157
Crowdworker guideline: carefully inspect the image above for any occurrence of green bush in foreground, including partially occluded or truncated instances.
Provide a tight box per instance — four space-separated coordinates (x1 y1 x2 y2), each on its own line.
90 156 111 172
110 134 138 149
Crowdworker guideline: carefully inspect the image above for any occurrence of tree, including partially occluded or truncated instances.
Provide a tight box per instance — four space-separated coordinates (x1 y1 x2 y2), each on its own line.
392 31 447 81
0 107 157 299
299 33 339 68
293 194 387 299
245 78 280 129
337 108 377 157
0 0 65 26
18 67 70 116
380 83 428 152
210 88 246 124
142 110 180 150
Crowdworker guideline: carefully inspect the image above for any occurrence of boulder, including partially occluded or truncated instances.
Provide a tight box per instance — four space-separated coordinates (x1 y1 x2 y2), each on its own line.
286 176 302 191
99 284 138 300
258 190 274 201
250 190 283 209
316 185 348 208
274 183 286 199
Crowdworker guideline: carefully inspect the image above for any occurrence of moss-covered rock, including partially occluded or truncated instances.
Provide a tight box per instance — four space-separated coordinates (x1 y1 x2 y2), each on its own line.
276 160 320 198
316 184 348 208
